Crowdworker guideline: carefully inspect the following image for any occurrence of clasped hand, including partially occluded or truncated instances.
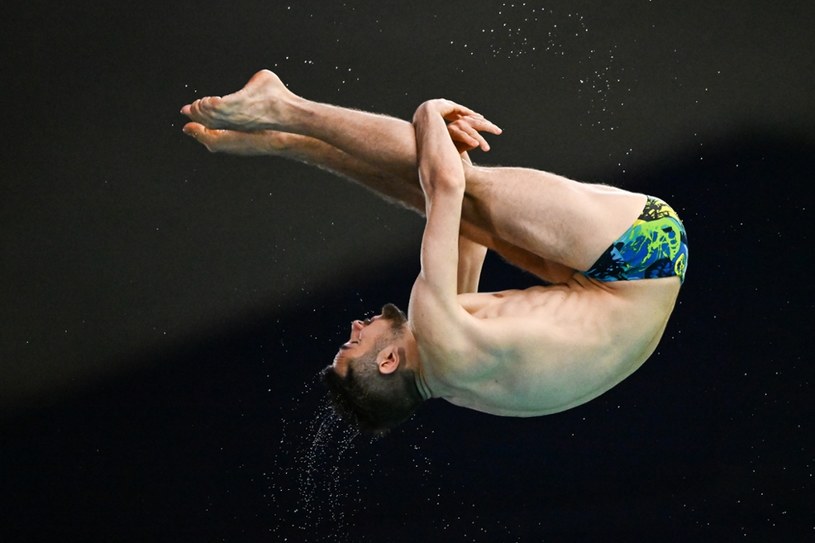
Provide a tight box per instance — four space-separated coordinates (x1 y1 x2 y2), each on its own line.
414 99 503 154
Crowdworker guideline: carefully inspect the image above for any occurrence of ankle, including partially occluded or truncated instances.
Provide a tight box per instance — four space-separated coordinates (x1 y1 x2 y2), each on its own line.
276 93 314 135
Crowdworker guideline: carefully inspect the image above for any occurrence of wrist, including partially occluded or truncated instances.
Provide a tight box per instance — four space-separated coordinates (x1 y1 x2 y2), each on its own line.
414 100 444 121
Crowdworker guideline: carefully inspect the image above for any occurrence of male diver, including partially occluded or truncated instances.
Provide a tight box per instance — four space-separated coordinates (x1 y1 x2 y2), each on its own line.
181 70 688 434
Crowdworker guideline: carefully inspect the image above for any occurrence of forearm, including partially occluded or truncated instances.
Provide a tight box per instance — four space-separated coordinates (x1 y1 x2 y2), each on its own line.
413 101 469 300
414 103 466 201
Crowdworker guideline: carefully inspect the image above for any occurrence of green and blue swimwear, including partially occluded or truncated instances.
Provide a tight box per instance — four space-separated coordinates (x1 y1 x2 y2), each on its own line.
584 196 688 284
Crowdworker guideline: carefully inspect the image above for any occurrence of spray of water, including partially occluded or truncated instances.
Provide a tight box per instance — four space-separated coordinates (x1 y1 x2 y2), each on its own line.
294 397 360 532
260 376 364 541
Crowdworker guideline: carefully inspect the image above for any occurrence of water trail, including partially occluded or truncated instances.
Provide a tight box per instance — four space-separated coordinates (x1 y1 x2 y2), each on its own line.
294 397 360 533
262 375 369 542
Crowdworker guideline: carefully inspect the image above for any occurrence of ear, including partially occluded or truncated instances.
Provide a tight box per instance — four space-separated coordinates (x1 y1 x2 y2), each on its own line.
376 345 401 375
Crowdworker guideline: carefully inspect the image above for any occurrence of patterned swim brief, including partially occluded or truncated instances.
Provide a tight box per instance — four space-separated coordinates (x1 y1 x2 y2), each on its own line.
584 196 688 283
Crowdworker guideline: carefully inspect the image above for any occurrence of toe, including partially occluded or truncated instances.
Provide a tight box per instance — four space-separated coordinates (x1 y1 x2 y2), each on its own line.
182 123 220 152
201 96 222 111
182 123 215 149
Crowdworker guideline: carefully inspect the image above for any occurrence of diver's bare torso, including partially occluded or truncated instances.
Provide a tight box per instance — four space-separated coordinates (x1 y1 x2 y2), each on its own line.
415 273 681 417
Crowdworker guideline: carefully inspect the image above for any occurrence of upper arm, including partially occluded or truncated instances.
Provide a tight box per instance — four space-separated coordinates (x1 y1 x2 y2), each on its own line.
418 184 466 305
457 236 487 294
411 187 480 351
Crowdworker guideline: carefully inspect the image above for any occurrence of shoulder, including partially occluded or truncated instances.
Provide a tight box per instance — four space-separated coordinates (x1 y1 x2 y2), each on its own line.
408 276 475 345
409 277 501 377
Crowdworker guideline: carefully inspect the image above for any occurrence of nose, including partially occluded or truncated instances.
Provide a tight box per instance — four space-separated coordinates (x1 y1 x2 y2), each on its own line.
352 320 364 331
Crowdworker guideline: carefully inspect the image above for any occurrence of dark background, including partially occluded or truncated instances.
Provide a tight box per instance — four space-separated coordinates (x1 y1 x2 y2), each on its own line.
2 0 813 541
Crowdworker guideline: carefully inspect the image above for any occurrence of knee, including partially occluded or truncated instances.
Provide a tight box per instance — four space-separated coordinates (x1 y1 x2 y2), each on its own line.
462 162 491 193
461 185 495 232
462 161 486 178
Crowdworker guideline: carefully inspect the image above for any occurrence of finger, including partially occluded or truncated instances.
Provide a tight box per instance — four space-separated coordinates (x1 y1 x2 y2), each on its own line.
440 101 482 121
465 126 491 152
455 106 483 118
448 124 478 148
454 122 490 152
457 118 497 150
449 126 481 151
463 115 503 135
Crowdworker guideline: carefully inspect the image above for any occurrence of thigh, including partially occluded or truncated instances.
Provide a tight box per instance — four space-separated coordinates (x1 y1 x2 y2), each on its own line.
460 220 576 283
463 165 647 271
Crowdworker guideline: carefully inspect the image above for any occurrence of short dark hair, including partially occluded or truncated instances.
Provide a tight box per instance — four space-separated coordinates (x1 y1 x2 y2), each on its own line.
320 304 424 435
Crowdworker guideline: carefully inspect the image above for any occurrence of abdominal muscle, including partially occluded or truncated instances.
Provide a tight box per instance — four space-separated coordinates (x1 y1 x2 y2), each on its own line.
434 274 679 416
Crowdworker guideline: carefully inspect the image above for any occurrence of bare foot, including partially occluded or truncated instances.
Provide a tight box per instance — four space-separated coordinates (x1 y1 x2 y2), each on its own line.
182 122 293 156
180 70 298 131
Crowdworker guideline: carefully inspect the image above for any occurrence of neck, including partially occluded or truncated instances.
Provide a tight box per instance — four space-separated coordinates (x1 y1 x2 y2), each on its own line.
402 326 434 400
414 363 433 400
